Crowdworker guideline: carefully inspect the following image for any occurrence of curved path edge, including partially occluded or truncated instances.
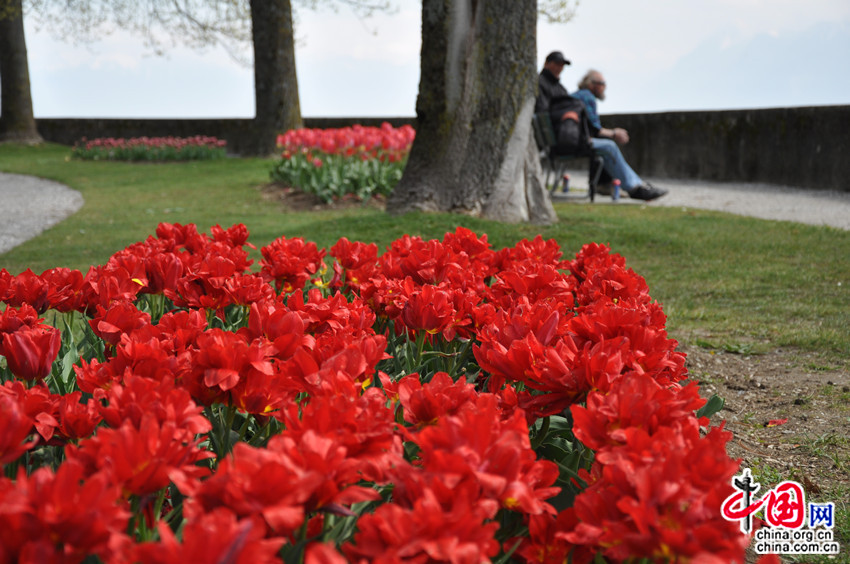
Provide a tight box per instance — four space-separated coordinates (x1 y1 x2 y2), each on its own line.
0 173 85 255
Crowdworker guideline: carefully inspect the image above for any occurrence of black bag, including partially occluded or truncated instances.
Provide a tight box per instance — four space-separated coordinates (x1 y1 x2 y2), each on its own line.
548 95 593 156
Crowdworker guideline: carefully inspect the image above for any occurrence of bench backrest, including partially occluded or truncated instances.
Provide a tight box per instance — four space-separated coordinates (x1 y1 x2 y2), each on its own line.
532 112 556 151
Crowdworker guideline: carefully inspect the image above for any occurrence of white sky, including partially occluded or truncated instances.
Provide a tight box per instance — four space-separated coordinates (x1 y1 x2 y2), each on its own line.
22 0 850 118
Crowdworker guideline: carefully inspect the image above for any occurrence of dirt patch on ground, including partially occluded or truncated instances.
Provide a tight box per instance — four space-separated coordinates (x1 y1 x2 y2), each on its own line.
260 182 387 212
685 344 850 501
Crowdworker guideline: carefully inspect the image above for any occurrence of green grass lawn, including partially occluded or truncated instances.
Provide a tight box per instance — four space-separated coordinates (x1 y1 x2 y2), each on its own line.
2 143 849 363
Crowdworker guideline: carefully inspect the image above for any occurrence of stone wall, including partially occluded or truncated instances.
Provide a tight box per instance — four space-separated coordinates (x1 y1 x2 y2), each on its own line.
35 106 848 191
607 105 850 191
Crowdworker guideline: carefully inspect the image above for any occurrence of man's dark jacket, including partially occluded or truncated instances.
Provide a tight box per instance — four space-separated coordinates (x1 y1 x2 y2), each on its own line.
535 68 569 114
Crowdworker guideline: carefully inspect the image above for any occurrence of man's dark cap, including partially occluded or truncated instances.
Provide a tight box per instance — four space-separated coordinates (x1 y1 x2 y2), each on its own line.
545 51 571 65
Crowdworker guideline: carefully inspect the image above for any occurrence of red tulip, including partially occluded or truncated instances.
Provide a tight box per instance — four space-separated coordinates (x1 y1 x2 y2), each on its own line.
40 267 85 313
1 325 62 381
89 300 151 347
0 460 130 562
260 236 326 294
7 269 50 313
0 304 41 333
133 508 284 564
0 268 13 301
0 395 38 465
400 284 455 336
67 414 213 498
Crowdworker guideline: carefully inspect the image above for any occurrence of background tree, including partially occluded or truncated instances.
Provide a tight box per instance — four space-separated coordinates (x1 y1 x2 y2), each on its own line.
0 0 43 144
538 0 579 23
248 0 302 156
388 0 565 224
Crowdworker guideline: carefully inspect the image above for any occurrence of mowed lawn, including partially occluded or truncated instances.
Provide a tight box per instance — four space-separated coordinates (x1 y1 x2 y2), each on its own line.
2 143 849 363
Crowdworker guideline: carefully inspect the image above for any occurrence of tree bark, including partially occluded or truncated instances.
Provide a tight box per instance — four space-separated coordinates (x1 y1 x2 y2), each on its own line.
0 0 43 144
249 0 302 157
387 0 555 224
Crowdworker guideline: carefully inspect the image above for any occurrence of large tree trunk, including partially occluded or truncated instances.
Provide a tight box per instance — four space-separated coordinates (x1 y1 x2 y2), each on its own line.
387 0 555 224
248 0 302 156
0 0 43 144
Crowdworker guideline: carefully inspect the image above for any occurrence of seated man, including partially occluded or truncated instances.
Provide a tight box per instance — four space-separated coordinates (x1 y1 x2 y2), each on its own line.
535 51 571 114
572 69 667 201
536 52 595 178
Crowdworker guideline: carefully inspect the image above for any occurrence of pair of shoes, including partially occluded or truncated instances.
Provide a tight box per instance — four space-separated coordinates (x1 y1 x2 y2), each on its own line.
595 183 612 196
628 183 668 201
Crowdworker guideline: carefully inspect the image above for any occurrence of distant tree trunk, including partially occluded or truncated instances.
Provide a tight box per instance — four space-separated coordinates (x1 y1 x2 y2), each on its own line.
387 0 555 224
0 0 43 144
249 0 302 156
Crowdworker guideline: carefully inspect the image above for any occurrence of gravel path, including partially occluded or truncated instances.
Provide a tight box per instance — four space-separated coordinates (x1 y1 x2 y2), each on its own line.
645 177 850 230
557 168 850 230
0 173 84 255
1 170 848 257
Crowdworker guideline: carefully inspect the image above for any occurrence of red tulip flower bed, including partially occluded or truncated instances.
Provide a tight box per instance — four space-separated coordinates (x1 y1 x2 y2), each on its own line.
0 223 750 563
71 136 228 161
271 123 415 204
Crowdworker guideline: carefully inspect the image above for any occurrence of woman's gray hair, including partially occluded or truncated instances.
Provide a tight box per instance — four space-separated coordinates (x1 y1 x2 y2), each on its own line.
578 70 601 91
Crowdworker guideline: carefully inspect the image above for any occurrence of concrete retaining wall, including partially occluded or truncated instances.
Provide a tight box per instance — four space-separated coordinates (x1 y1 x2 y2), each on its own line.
607 105 850 191
35 106 848 191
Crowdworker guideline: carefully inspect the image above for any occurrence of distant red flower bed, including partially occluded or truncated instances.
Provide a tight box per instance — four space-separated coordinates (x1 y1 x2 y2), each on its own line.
276 123 414 162
272 123 415 203
71 135 227 161
0 223 750 562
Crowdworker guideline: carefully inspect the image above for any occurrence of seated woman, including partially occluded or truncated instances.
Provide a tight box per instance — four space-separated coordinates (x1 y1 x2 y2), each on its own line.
572 69 667 201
